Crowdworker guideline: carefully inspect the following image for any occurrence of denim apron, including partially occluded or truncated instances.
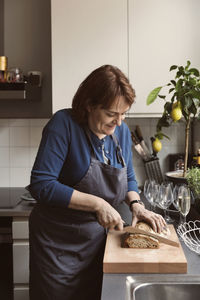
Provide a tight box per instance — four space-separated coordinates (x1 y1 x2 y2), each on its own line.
29 131 128 300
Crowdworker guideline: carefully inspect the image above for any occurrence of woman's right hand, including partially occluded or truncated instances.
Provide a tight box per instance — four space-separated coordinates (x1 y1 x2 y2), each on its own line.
95 199 124 231
69 190 124 230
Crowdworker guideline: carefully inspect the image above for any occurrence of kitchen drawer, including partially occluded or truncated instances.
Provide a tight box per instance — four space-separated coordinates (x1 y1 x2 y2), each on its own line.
12 217 28 239
13 242 29 283
14 286 29 300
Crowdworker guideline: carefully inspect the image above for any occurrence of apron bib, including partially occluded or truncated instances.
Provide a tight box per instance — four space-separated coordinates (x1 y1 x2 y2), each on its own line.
29 132 127 300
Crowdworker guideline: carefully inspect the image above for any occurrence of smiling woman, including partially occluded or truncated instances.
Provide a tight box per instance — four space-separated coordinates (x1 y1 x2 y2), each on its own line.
72 65 135 125
28 64 166 300
87 97 130 139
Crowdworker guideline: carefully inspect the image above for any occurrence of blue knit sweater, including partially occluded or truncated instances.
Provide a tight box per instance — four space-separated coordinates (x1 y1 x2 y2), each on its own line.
29 109 138 207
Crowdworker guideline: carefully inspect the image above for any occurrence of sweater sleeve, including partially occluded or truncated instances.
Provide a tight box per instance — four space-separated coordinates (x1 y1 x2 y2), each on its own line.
125 126 139 194
29 114 74 208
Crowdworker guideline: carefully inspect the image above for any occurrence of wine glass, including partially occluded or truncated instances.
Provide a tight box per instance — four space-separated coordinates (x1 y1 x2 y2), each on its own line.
177 185 191 224
143 179 154 209
144 180 157 211
172 184 182 225
151 183 160 211
157 182 174 222
164 181 174 223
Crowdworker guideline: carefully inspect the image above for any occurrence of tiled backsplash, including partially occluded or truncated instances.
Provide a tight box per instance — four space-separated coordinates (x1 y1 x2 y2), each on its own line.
0 117 199 188
0 119 48 187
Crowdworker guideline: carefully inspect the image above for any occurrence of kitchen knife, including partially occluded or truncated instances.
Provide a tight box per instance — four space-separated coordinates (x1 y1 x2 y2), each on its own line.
131 131 149 161
123 226 179 247
150 136 157 158
135 125 151 159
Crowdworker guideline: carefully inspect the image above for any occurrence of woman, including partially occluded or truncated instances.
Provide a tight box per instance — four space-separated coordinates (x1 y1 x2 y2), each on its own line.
29 65 166 300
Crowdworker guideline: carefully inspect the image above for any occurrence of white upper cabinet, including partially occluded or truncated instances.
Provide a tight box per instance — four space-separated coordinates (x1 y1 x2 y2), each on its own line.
51 0 128 113
128 0 200 116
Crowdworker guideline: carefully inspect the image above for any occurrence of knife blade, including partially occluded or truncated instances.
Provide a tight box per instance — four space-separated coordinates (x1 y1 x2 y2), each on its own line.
123 226 179 248
131 132 149 161
135 125 151 159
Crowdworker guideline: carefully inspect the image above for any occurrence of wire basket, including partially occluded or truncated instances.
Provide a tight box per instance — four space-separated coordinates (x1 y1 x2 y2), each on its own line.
177 220 200 255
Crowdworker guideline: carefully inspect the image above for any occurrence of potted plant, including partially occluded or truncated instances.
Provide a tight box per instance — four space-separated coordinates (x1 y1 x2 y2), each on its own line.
186 167 200 214
146 61 200 178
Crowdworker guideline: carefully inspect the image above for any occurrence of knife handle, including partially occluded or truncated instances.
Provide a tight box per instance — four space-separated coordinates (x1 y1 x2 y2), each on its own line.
131 131 140 145
135 125 143 141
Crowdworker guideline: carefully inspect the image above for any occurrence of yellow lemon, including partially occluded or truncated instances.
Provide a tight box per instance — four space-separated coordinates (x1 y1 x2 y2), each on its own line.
170 107 182 122
152 138 162 153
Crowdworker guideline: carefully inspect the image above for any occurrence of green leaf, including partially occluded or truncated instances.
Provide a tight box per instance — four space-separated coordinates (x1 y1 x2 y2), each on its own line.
170 65 177 71
175 79 183 91
185 60 191 70
189 77 197 86
193 98 200 108
164 101 172 113
188 68 200 77
170 80 176 86
158 95 166 99
186 90 200 101
176 71 182 78
184 96 193 108
190 103 197 116
169 88 175 93
146 86 162 105
178 66 184 74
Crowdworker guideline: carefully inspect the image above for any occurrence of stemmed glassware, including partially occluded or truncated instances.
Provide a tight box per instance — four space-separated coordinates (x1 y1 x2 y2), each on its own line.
177 185 191 224
157 182 174 223
143 180 158 211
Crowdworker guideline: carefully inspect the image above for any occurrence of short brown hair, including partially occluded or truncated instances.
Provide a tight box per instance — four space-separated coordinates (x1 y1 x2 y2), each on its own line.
71 65 135 124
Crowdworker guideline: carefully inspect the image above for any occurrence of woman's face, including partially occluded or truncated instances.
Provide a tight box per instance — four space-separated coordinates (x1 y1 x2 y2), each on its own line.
87 96 130 139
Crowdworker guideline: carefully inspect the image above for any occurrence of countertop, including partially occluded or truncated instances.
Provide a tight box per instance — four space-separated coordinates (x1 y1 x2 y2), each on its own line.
0 187 33 217
101 195 200 300
1 188 199 300
101 240 200 300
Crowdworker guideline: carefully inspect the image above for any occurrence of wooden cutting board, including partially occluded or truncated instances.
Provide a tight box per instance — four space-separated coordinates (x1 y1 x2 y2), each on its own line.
103 225 187 274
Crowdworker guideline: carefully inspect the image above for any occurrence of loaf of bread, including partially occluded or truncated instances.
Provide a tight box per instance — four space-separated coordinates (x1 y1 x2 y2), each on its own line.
122 222 170 249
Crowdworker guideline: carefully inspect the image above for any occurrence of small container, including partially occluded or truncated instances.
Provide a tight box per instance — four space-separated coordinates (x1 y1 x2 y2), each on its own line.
174 155 184 171
0 56 8 82
0 56 8 71
197 148 200 166
9 68 23 82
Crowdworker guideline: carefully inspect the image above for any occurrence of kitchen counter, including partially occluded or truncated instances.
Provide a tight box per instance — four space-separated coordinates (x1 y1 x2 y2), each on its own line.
0 188 33 217
101 195 200 300
101 239 200 300
1 189 199 300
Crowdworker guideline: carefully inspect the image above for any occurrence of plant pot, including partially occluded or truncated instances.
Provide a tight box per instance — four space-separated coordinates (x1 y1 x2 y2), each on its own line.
165 170 187 185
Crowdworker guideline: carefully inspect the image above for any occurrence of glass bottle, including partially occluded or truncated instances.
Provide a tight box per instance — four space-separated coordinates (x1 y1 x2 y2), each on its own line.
0 56 8 82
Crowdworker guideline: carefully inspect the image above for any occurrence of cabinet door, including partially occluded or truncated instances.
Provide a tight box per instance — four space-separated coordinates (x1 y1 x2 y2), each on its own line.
51 0 128 112
13 242 29 284
14 287 29 300
128 0 200 116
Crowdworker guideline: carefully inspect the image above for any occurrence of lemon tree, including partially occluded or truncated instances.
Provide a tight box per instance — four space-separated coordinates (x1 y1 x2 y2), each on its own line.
146 61 200 176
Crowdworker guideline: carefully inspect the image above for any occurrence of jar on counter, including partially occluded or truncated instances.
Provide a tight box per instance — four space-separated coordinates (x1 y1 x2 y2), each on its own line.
0 56 8 82
174 155 184 171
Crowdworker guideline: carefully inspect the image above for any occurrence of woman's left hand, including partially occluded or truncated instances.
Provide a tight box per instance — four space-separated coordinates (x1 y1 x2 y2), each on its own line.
131 203 167 233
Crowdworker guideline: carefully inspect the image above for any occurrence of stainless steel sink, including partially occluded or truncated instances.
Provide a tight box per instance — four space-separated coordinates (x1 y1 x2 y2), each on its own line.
126 275 200 300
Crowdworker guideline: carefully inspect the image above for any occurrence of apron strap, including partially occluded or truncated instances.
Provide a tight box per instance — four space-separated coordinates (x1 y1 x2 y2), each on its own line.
111 134 126 167
84 127 126 167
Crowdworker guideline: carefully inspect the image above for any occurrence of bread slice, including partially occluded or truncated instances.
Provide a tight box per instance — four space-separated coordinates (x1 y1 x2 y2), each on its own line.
122 221 169 249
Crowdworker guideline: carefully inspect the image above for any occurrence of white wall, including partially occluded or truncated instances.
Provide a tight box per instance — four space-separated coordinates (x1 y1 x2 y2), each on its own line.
51 0 128 112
